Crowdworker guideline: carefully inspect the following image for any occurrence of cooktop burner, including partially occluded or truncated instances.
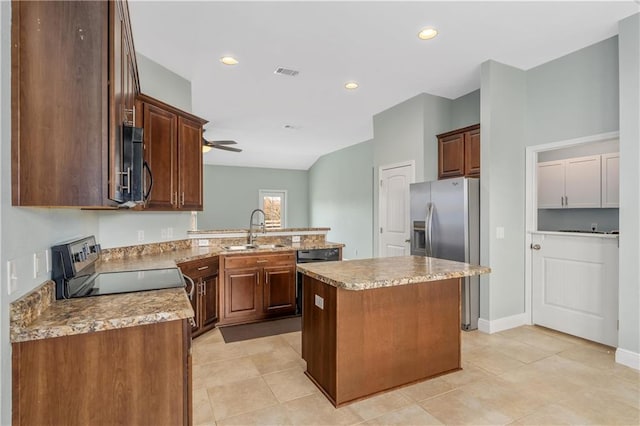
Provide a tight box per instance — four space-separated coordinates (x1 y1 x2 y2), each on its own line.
52 236 185 299
72 268 185 298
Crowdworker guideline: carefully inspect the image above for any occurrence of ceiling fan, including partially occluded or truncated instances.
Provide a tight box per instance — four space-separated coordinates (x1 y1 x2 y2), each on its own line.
202 138 243 153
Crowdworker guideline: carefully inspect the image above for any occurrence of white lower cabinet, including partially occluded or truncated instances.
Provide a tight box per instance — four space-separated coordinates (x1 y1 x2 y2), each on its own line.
531 233 618 346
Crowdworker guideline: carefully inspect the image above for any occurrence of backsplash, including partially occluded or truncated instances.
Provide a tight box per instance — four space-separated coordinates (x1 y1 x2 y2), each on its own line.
537 208 619 232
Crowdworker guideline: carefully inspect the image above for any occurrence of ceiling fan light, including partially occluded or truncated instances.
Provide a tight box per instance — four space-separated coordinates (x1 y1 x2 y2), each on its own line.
418 27 438 40
220 56 239 65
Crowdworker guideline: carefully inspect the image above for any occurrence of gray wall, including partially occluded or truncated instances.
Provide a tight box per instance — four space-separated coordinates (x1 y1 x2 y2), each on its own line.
198 165 309 230
480 60 528 321
137 52 192 112
309 141 374 259
451 89 481 130
527 37 620 143
422 94 455 182
618 13 640 361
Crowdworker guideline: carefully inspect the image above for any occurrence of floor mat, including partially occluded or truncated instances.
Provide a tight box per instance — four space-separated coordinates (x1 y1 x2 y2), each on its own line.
219 316 301 343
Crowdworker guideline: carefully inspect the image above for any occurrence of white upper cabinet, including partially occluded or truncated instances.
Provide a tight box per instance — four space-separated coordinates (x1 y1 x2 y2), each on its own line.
601 153 619 208
537 161 566 208
538 154 606 209
564 155 601 208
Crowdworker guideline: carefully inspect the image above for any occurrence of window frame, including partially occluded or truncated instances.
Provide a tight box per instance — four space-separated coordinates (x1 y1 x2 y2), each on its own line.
258 189 288 229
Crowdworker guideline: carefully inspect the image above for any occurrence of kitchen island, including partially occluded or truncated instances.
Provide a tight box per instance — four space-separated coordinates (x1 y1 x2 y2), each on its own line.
297 255 490 407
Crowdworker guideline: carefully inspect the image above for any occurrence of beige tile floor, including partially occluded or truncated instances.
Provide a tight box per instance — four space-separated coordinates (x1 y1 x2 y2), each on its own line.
192 325 639 425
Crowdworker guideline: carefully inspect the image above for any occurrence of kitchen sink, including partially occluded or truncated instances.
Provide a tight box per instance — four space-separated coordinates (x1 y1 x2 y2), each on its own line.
256 244 288 249
223 244 258 251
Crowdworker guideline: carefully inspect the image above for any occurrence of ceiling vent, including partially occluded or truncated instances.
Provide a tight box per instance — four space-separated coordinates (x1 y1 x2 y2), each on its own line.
274 67 299 77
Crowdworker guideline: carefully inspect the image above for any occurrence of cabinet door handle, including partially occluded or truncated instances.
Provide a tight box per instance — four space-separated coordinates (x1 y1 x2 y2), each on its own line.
197 266 209 271
201 281 206 296
256 259 268 264
530 244 541 250
181 192 185 206
565 196 568 206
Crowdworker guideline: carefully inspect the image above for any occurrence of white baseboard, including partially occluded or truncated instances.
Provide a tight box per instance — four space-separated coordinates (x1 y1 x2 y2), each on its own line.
615 348 640 370
477 313 528 334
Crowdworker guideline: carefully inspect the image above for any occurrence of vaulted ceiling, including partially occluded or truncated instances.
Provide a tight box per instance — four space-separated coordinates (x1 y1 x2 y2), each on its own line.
129 1 639 170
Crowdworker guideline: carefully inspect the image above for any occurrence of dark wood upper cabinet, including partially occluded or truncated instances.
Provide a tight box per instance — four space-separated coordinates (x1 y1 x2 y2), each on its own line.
437 124 481 179
137 94 207 211
11 0 139 207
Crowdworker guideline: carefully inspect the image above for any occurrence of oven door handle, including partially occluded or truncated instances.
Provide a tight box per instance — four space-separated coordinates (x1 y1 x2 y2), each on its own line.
183 274 196 300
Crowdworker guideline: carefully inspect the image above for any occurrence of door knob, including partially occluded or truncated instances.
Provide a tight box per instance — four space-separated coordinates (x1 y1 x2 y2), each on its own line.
405 239 411 243
530 244 541 250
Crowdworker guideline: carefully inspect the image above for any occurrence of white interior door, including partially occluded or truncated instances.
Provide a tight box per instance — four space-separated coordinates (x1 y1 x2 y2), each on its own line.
379 163 414 257
531 233 618 346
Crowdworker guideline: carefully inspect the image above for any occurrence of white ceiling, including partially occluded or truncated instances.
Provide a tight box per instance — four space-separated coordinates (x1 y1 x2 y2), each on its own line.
128 1 639 170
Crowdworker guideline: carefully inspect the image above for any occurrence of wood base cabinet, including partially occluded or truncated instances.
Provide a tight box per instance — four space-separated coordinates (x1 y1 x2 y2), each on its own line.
136 94 207 211
302 275 461 407
11 0 139 207
178 257 220 337
12 320 192 426
220 252 296 326
437 124 480 179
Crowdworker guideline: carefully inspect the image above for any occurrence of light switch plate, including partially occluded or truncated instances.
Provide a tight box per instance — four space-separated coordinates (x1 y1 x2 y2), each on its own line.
314 294 324 310
292 235 301 243
496 227 505 240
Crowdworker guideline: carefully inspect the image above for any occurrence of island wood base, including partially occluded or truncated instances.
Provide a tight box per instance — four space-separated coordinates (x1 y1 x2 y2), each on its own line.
301 276 461 407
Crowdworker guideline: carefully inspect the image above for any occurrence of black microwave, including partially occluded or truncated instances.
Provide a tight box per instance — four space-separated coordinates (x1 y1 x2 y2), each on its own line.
122 125 152 203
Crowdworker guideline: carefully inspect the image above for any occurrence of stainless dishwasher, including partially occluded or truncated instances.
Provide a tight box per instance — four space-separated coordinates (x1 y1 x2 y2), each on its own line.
296 248 340 314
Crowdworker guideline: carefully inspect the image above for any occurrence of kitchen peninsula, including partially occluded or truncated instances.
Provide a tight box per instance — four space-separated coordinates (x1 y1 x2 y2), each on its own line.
297 255 490 407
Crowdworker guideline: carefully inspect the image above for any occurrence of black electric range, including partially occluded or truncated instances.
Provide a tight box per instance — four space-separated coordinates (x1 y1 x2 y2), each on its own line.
51 236 185 299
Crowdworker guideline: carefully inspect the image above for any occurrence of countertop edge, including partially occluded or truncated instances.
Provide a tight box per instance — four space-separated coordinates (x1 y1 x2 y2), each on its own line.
297 257 490 291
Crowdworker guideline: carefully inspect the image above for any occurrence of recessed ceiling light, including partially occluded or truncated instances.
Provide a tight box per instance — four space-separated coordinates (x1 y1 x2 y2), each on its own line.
220 56 239 65
344 81 359 90
418 28 438 40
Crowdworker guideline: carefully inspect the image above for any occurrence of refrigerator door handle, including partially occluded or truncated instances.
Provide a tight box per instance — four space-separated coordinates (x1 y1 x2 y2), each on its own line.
426 203 434 257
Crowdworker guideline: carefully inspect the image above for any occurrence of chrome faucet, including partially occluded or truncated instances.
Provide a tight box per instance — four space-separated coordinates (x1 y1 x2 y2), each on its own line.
248 208 266 245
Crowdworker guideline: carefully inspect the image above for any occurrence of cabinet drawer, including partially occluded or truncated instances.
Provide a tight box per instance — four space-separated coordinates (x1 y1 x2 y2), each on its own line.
223 252 295 269
178 257 219 279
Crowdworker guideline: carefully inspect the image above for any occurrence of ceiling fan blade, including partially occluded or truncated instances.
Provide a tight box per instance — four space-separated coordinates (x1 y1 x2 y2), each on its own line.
211 140 237 145
213 145 243 153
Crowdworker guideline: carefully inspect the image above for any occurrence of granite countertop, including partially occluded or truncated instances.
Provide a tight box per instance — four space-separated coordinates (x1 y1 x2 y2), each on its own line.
10 282 193 343
11 240 343 343
98 241 344 272
297 256 490 291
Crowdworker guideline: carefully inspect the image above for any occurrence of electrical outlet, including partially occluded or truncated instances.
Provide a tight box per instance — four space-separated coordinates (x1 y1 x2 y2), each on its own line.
33 253 40 279
137 230 144 242
7 260 17 295
198 239 210 247
45 249 51 273
167 227 173 238
496 227 505 240
161 228 167 239
591 223 598 232
292 235 301 243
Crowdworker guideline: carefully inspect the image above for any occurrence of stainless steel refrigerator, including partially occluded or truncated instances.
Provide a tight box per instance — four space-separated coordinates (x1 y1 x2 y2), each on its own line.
410 177 480 330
